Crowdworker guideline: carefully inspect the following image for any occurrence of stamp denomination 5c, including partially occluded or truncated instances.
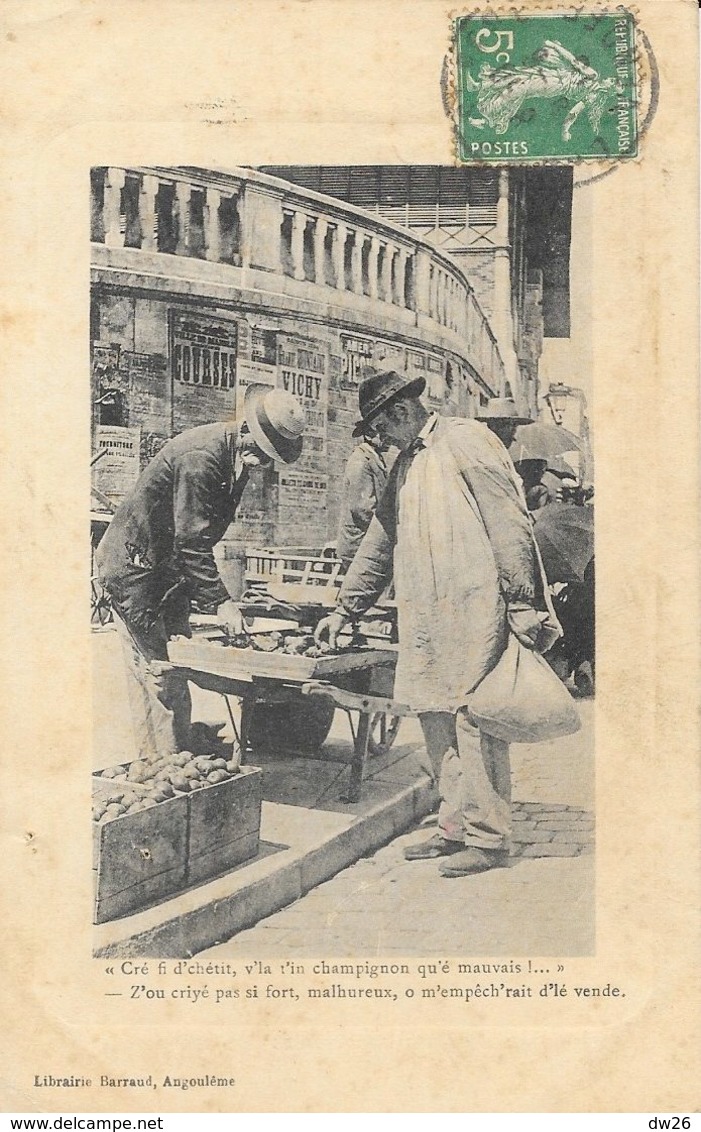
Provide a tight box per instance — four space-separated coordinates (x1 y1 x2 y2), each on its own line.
454 11 638 162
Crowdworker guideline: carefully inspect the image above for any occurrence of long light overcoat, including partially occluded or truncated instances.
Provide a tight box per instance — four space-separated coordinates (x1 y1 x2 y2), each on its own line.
338 416 547 713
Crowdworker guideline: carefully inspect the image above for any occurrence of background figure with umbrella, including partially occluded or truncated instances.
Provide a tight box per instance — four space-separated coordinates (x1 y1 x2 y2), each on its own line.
509 422 595 695
510 421 583 512
533 497 595 696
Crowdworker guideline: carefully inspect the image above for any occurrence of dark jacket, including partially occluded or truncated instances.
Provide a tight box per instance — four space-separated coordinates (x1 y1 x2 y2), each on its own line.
96 423 248 631
336 440 390 565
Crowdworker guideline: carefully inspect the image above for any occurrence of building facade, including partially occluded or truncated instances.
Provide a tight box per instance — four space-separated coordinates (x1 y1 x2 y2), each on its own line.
261 165 573 419
90 164 572 550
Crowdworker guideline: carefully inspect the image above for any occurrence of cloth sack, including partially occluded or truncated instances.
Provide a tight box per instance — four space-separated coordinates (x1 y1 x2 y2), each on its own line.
467 633 581 743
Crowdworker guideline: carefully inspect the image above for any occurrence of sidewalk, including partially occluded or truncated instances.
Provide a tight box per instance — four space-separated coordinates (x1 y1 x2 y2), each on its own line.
199 697 594 958
93 627 437 957
93 628 594 958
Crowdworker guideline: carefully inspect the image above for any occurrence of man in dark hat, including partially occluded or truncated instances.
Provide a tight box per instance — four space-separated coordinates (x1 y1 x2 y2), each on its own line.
97 384 305 760
316 370 554 877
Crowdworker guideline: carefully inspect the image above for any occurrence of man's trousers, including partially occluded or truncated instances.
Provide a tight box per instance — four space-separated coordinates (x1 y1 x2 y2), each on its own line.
419 709 511 850
112 594 193 760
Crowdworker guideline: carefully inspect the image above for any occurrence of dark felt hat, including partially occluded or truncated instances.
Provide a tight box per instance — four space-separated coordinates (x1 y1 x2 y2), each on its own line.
352 370 426 438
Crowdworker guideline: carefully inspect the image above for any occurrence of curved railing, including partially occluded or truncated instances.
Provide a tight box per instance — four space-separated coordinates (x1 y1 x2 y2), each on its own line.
90 165 505 390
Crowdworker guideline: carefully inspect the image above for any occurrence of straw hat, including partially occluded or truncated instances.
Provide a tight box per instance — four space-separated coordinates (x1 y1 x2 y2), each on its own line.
475 397 533 425
243 384 305 464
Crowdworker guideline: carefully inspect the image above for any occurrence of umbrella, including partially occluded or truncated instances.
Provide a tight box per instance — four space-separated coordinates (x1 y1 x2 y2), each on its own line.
546 455 577 480
510 422 582 463
533 502 594 584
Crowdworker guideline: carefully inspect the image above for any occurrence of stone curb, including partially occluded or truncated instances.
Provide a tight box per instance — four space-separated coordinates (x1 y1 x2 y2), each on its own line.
94 772 438 959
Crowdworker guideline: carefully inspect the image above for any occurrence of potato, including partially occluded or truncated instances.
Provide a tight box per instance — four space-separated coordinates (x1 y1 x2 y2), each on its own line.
250 633 278 652
99 788 125 804
127 761 151 783
125 801 148 814
189 779 205 790
225 761 240 775
193 756 215 773
102 803 125 822
99 766 118 779
207 769 228 785
92 805 106 822
171 752 191 767
209 758 228 771
153 779 174 798
170 774 190 792
181 764 200 780
281 636 305 654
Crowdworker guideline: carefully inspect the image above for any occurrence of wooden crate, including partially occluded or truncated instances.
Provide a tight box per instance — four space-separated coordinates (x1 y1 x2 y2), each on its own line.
92 766 263 923
187 765 262 885
93 789 189 923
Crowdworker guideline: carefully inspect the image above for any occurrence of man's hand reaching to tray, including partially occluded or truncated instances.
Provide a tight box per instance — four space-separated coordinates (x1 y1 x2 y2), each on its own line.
314 610 350 652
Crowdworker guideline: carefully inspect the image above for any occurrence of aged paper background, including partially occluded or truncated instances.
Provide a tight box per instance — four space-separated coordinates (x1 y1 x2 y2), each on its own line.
1 0 699 1113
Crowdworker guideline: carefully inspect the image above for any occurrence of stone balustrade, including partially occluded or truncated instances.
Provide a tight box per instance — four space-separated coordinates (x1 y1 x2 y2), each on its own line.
90 164 505 392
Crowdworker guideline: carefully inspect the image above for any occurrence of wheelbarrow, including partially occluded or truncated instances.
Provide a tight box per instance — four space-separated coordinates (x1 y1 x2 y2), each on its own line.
165 631 411 802
231 580 402 751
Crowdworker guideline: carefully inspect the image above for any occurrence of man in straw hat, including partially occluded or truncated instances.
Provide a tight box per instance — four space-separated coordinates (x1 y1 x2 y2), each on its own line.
475 396 533 449
97 384 304 759
316 370 553 877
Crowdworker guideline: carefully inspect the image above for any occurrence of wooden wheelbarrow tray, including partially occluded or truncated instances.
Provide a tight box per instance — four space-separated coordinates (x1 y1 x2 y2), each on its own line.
164 637 412 802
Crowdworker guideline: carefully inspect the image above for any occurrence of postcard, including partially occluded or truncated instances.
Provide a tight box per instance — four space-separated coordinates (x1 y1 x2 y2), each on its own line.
2 0 698 1114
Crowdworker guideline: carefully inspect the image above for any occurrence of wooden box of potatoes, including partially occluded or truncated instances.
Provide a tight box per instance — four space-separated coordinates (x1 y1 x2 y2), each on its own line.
92 749 262 923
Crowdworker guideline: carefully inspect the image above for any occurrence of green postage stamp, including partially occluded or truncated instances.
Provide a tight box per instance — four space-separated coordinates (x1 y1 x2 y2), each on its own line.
454 11 638 161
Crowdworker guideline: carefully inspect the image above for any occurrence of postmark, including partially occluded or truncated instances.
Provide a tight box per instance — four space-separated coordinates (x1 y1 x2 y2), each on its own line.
452 10 639 162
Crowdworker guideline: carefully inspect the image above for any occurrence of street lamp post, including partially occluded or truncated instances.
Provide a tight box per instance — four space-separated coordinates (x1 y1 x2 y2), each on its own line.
544 382 593 484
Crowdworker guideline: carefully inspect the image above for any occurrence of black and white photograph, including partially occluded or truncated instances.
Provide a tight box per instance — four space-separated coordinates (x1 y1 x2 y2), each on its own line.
3 0 698 1116
90 163 595 958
